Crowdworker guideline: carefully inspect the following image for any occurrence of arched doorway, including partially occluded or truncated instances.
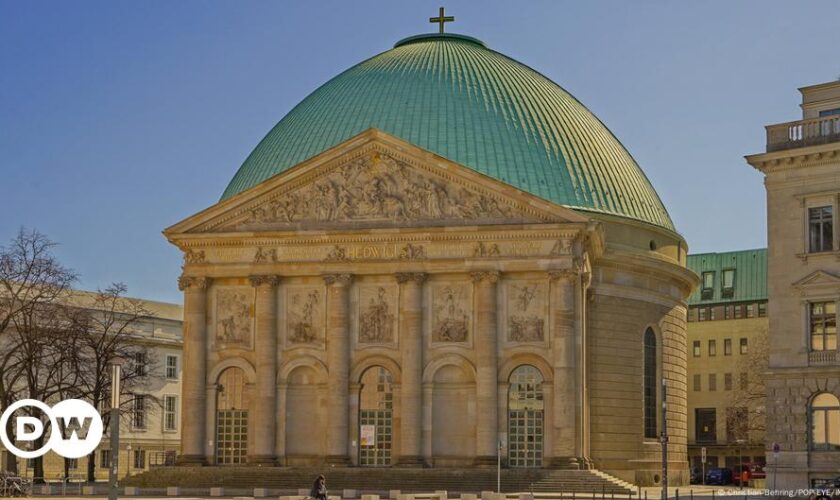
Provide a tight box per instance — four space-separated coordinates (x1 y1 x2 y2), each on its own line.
431 364 475 464
358 366 394 466
286 365 325 461
215 366 250 465
508 365 544 468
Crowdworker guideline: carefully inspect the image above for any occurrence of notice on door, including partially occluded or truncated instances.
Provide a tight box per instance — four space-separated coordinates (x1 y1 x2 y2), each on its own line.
360 425 376 447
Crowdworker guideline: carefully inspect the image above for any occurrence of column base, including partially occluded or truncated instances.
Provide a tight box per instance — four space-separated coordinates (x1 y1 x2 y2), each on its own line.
248 455 278 466
325 455 350 465
396 455 426 467
473 456 498 468
548 456 581 469
175 454 207 466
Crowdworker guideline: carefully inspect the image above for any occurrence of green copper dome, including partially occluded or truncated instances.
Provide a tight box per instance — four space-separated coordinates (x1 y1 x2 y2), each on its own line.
222 33 675 231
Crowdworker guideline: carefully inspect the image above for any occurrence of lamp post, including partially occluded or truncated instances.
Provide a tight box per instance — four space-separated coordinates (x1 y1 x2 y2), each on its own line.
736 438 746 489
661 379 668 500
108 360 123 500
126 444 132 479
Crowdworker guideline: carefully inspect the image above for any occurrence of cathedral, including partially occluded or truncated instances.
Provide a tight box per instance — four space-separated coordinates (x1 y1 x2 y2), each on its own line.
165 27 697 485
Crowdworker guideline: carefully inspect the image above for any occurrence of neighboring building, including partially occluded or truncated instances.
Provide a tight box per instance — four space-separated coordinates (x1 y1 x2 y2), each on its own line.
0 290 183 481
746 80 840 488
165 29 697 485
685 249 768 473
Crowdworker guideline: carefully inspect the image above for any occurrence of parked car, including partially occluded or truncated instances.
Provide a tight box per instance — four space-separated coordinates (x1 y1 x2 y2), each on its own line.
732 464 751 486
813 476 840 500
705 467 733 485
690 466 704 484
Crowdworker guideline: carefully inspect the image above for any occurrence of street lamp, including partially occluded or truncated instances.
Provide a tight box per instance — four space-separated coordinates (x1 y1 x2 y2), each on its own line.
735 438 746 489
126 444 132 478
108 359 124 500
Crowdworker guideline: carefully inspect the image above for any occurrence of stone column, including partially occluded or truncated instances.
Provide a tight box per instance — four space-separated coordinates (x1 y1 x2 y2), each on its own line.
396 272 427 466
249 275 280 464
177 275 210 465
324 273 353 464
548 269 580 468
471 270 500 466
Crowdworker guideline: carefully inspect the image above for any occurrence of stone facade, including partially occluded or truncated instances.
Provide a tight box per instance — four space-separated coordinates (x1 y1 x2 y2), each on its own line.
746 80 840 488
165 130 696 484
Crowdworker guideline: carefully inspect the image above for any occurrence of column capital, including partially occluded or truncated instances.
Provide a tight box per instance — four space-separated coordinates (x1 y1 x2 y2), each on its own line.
470 270 500 284
249 275 281 288
547 269 579 282
178 275 211 291
323 273 353 286
396 272 428 285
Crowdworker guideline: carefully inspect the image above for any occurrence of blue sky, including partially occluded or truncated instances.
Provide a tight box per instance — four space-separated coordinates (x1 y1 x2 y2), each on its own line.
2 1 839 304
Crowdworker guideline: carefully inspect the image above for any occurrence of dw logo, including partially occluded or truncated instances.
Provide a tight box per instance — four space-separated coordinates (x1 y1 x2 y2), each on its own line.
0 399 104 459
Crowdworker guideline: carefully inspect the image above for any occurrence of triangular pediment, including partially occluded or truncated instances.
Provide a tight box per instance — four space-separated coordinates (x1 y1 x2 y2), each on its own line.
165 129 589 237
793 270 840 289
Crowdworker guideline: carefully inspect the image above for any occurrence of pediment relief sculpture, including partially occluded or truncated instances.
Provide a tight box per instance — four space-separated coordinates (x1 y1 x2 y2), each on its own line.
220 153 546 231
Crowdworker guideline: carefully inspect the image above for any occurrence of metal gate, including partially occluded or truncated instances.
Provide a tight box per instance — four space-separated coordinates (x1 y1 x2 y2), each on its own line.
359 366 394 466
216 409 248 465
359 409 392 466
508 365 544 468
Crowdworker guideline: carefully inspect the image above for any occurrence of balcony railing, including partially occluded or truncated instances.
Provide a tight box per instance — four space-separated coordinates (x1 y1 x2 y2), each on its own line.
809 350 837 365
766 115 840 152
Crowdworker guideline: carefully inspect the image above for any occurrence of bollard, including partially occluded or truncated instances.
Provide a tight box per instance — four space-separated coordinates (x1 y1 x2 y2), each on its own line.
390 491 401 500
461 495 478 500
344 490 358 499
124 486 139 496
254 488 270 498
210 487 225 497
481 491 495 500
644 491 647 500
676 489 679 500
166 486 181 496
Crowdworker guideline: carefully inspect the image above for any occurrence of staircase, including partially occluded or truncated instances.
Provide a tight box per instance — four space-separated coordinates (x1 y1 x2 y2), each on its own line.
125 467 636 496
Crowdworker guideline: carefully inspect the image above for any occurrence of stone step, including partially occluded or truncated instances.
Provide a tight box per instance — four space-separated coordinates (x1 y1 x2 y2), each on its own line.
124 467 635 496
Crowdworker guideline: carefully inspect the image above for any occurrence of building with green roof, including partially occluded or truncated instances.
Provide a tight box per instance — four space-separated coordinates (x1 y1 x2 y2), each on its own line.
685 248 768 473
166 24 697 488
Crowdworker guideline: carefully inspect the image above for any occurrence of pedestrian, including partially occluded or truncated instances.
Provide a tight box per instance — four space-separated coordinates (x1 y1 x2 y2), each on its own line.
310 474 327 500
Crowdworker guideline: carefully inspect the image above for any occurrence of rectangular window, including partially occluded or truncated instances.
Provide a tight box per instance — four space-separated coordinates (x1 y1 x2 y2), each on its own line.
164 395 178 431
735 305 742 319
725 305 732 320
693 374 701 391
100 450 111 469
724 373 733 391
747 304 755 318
740 338 748 355
722 269 735 298
132 395 146 430
708 373 717 391
810 302 838 352
758 303 767 317
67 458 77 470
708 339 717 357
710 307 717 321
740 372 748 390
695 408 717 443
699 308 706 321
134 352 147 377
133 449 146 469
701 272 715 299
724 338 732 356
809 206 834 253
26 459 34 469
693 340 701 357
165 355 178 379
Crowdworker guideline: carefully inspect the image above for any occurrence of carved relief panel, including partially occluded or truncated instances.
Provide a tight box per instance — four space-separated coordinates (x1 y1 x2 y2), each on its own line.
214 287 254 350
285 286 325 347
430 283 472 345
225 152 532 231
505 281 548 344
357 284 398 347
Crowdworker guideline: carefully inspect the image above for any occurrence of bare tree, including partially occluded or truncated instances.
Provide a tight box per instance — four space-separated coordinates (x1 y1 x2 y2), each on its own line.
72 283 155 482
0 229 77 475
727 333 769 441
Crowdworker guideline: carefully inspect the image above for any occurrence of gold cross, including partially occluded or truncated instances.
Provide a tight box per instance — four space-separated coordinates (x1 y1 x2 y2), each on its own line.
429 7 454 34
